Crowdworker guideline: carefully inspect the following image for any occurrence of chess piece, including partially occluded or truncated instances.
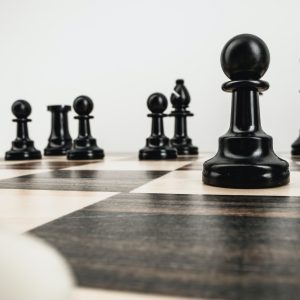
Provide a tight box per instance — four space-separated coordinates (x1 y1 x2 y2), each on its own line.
139 93 177 160
5 100 42 160
203 34 289 188
44 105 72 156
169 79 198 155
291 129 300 155
0 230 74 300
67 95 104 160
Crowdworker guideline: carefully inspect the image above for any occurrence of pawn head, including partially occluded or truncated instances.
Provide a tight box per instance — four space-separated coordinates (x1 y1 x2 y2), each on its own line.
147 93 168 113
12 100 31 119
171 79 190 108
221 34 270 80
73 95 94 115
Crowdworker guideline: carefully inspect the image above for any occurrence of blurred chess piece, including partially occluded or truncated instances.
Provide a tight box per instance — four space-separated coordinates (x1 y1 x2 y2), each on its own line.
0 230 74 300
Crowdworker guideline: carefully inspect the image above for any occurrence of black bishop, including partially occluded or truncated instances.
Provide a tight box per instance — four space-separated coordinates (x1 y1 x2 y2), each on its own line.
169 79 198 155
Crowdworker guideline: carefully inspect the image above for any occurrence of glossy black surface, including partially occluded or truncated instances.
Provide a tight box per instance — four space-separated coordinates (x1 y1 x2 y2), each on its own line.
5 100 42 160
221 33 270 80
203 34 289 188
291 130 300 156
169 80 198 155
139 93 177 160
67 96 104 160
44 105 72 156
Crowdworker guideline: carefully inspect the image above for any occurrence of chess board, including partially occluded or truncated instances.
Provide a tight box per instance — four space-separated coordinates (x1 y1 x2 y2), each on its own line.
1 153 300 300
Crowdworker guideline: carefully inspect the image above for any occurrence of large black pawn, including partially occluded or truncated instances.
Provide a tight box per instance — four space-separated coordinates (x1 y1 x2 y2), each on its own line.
203 34 289 188
5 100 42 160
139 93 177 160
169 79 198 155
44 105 72 155
67 96 104 160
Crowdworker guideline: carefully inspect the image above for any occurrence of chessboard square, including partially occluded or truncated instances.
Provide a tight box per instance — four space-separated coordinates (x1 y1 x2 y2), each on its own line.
176 154 215 170
0 170 168 192
62 160 191 171
177 161 203 171
31 192 300 299
0 189 117 233
0 169 52 180
132 171 300 196
286 157 300 171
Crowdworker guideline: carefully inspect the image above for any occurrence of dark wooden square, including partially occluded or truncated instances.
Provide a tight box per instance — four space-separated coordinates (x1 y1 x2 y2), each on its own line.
0 170 168 192
0 160 97 170
31 193 300 299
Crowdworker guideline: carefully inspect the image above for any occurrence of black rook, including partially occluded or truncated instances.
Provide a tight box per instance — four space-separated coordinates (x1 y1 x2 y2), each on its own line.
44 105 72 156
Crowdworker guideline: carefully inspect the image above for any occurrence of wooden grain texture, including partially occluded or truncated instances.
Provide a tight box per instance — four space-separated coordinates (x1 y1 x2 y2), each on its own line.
31 192 300 300
0 160 97 169
0 170 168 192
0 189 117 232
178 161 203 170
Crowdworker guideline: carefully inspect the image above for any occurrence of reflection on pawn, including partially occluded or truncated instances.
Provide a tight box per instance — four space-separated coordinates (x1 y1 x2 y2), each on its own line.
139 93 177 160
5 100 42 160
203 34 289 188
67 95 104 160
169 79 198 155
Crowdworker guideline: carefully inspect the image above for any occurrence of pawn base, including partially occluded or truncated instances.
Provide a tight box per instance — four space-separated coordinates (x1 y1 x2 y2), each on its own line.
203 133 290 188
291 135 300 156
44 143 72 156
292 148 300 156
44 148 69 156
171 137 198 156
172 144 198 156
5 149 42 161
139 147 177 160
67 148 104 160
203 156 289 189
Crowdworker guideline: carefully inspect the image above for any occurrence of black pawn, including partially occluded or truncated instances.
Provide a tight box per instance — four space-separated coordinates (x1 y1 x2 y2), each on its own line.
203 34 289 188
5 100 42 160
291 127 300 155
139 93 177 160
169 79 198 155
67 96 104 160
44 105 72 155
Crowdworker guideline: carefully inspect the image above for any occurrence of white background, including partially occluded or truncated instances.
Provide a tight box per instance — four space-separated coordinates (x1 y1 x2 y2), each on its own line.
0 0 299 154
